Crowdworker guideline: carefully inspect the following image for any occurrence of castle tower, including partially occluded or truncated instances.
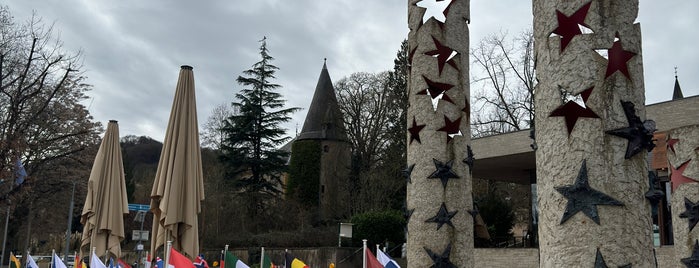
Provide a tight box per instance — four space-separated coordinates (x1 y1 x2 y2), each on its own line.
288 60 351 221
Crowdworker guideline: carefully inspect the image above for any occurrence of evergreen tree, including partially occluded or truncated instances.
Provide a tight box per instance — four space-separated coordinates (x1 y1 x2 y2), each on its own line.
221 37 300 216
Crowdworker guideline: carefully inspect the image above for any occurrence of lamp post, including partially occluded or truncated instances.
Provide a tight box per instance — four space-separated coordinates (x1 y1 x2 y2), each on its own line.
134 211 146 268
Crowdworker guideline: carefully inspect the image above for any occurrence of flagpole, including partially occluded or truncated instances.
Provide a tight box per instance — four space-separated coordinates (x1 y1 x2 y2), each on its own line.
284 249 288 268
260 247 264 268
223 244 228 268
362 239 367 268
51 250 56 268
165 241 172 268
64 181 76 261
1 206 9 266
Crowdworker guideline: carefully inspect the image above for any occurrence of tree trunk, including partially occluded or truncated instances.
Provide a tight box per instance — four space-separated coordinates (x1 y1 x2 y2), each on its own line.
407 0 473 267
534 0 654 266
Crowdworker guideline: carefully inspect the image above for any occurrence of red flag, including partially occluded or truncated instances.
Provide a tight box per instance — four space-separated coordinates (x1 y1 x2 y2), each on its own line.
365 248 384 268
169 248 195 268
118 259 133 268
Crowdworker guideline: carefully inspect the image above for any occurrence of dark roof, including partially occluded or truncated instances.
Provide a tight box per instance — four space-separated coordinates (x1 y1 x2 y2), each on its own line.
673 76 684 100
296 61 348 141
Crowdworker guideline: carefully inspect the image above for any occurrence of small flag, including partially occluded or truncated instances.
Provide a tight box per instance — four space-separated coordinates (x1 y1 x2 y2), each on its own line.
118 258 133 268
9 252 21 268
219 251 224 268
109 258 118 268
15 158 27 185
261 254 274 268
284 252 309 268
145 253 152 268
376 249 400 268
194 254 209 268
364 248 383 268
169 247 196 268
224 251 250 268
91 252 107 268
26 254 40 268
75 254 87 268
53 252 69 268
153 257 164 268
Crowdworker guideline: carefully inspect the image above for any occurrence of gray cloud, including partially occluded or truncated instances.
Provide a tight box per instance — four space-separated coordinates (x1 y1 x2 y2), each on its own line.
7 0 698 141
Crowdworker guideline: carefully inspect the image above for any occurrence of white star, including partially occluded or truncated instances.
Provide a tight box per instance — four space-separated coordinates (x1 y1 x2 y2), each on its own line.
416 0 452 23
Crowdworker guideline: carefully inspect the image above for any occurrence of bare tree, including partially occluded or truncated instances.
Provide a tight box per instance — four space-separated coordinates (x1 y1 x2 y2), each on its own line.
470 30 535 137
201 103 236 149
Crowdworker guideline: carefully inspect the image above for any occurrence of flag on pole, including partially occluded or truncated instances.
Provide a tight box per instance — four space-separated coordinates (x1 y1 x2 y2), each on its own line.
108 258 117 268
9 252 20 268
145 252 152 268
153 257 164 268
169 247 195 268
194 254 209 268
224 251 250 268
74 253 87 268
364 248 383 268
284 252 309 268
52 252 69 268
26 254 40 268
91 251 107 268
118 258 133 268
261 255 274 268
219 251 224 268
15 158 27 185
376 249 400 268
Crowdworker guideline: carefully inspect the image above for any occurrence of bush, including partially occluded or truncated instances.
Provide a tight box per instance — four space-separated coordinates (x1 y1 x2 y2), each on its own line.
350 210 406 248
477 194 515 247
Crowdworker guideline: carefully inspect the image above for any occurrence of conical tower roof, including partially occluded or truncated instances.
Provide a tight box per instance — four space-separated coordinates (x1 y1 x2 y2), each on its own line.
673 75 684 100
297 60 348 141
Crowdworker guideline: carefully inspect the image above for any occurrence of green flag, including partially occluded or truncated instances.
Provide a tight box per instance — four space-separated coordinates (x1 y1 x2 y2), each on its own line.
262 255 273 268
225 251 250 268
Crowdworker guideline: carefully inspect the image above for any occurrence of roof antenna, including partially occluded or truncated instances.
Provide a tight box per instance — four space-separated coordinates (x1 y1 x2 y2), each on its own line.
295 122 299 136
675 66 678 79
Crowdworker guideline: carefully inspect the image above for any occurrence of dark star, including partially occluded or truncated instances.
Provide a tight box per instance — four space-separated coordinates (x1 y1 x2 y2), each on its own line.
425 202 458 230
403 163 416 184
671 160 695 192
645 171 664 206
555 159 624 225
424 243 456 268
467 205 479 219
552 2 592 51
605 100 657 159
604 33 636 79
425 36 459 75
403 207 415 233
681 240 699 267
461 97 470 118
595 248 632 268
549 87 600 135
462 145 474 173
667 138 679 154
428 158 460 189
418 75 455 111
436 115 462 143
409 117 426 145
679 197 699 232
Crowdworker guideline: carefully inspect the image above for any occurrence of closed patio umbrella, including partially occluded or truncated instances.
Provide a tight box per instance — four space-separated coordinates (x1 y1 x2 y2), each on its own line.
150 65 205 259
80 120 129 258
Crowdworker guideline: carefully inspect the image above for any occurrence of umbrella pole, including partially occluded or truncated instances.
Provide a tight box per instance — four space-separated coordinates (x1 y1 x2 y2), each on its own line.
165 241 172 268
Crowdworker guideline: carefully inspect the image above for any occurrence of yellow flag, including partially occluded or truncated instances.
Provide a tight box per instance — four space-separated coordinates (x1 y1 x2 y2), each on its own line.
10 252 21 268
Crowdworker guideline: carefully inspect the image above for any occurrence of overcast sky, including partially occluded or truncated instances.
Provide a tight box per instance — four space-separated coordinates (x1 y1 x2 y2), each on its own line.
6 1 698 142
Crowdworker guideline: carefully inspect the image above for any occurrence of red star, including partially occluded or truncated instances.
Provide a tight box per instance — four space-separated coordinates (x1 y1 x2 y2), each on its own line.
552 2 592 52
668 138 680 154
604 34 636 79
549 87 600 135
437 115 462 143
425 36 459 75
408 117 426 145
671 160 697 192
418 75 455 110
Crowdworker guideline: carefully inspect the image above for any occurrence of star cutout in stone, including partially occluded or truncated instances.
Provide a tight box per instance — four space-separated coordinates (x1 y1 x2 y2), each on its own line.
425 36 459 75
418 75 455 111
403 206 415 233
424 243 456 268
425 202 458 230
679 197 699 232
606 100 656 159
645 171 664 206
555 159 624 225
416 0 454 26
409 117 426 145
671 160 696 192
549 87 599 135
468 206 479 219
603 33 636 79
428 158 460 189
436 115 462 143
667 138 680 154
403 163 416 184
595 248 632 268
461 96 470 117
462 145 474 173
682 240 699 267
551 2 592 51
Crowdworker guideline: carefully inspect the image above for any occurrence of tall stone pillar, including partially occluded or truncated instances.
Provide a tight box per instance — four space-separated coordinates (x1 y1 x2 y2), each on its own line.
533 0 655 266
407 0 473 267
668 126 699 266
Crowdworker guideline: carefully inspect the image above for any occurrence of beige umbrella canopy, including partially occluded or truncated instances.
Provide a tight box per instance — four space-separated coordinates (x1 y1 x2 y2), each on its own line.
150 65 205 259
80 120 129 258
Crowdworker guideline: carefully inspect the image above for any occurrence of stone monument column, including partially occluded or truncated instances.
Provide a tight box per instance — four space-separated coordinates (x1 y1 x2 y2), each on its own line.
533 0 655 266
406 0 473 267
668 126 699 266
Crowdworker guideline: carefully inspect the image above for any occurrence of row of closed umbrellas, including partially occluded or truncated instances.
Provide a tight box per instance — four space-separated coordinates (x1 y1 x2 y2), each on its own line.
80 65 205 260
